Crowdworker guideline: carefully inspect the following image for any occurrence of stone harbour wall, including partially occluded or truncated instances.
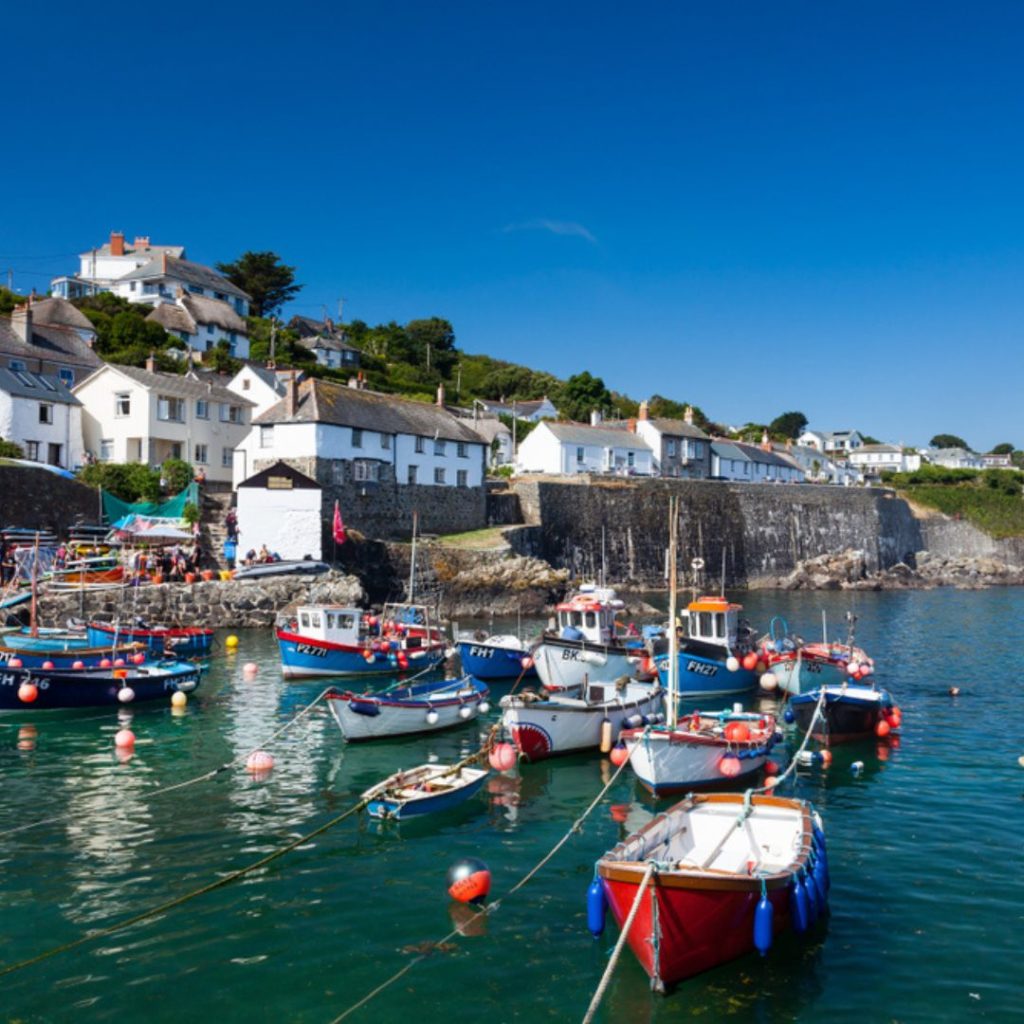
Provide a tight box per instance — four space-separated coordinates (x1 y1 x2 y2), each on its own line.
0 467 102 535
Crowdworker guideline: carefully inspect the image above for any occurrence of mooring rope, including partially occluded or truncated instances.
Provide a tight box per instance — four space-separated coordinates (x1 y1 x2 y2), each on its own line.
0 788 373 979
0 687 336 840
581 861 656 1024
329 738 639 1022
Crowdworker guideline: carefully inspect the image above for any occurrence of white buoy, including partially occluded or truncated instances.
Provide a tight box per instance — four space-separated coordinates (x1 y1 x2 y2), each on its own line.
760 671 778 692
478 701 490 715
117 687 135 703
459 705 473 719
726 656 740 673
426 709 439 725
171 690 187 708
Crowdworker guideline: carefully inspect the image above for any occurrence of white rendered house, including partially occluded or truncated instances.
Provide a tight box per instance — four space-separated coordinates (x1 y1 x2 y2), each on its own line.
515 421 655 476
848 445 922 476
74 360 255 484
710 440 806 483
227 364 296 417
146 291 250 359
0 367 85 470
236 461 323 562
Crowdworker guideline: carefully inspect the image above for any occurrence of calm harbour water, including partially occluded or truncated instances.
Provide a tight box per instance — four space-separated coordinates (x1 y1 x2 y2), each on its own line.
1 588 1022 1023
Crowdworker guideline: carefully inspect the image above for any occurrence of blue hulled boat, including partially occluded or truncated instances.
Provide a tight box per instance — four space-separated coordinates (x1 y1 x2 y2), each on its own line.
87 621 214 657
0 640 148 670
0 659 202 711
361 763 489 820
655 596 759 699
456 632 537 681
789 684 900 743
277 603 447 679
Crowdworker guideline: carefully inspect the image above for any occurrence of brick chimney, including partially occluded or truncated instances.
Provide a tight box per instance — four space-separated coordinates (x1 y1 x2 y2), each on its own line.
10 303 32 343
133 236 150 249
145 352 157 373
110 231 125 256
285 372 298 417
627 417 637 433
638 399 649 421
436 382 445 407
161 252 168 273
683 405 694 426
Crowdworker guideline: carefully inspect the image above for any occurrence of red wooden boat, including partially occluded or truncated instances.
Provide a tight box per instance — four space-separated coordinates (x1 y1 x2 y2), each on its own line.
593 792 826 990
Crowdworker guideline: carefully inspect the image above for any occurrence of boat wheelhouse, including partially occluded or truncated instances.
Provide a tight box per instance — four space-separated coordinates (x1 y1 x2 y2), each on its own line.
532 585 642 693
276 602 446 679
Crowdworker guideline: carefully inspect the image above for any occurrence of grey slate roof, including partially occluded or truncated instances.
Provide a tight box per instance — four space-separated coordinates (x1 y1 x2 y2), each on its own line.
644 417 709 440
254 378 487 445
542 421 653 450
712 440 795 468
118 256 250 301
853 444 902 454
0 318 103 372
0 367 80 404
84 364 256 406
30 297 95 333
86 241 185 259
299 334 359 355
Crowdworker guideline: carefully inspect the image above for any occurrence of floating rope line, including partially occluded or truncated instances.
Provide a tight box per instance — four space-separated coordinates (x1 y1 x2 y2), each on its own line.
0 687 336 840
329 739 639 1022
581 861 656 1024
0 785 376 979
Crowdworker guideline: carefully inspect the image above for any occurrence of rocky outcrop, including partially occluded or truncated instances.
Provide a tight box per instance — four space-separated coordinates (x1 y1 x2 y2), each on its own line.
759 547 1024 591
34 571 365 629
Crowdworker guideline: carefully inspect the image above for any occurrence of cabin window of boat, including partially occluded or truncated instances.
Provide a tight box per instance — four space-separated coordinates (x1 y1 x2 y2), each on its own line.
714 612 725 637
699 611 713 635
339 613 355 629
300 612 310 628
585 611 597 628
310 613 322 628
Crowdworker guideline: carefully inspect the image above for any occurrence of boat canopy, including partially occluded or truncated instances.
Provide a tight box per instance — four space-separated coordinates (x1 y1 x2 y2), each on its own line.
684 596 742 650
556 585 624 645
295 605 364 645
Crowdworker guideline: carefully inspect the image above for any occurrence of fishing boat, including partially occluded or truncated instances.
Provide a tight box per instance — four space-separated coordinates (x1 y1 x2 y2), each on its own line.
758 613 874 696
456 630 537 681
325 675 489 741
2 627 89 651
592 792 827 989
789 683 900 743
361 762 489 820
655 594 760 699
87 620 214 657
0 659 202 711
44 556 125 589
532 585 644 694
0 640 148 670
277 602 447 679
500 676 663 762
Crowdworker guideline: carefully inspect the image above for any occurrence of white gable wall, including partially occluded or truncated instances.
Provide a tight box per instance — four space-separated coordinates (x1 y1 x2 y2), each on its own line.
236 485 323 561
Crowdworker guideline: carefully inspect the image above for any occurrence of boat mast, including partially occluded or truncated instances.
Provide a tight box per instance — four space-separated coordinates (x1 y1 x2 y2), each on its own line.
408 509 418 602
667 497 679 730
29 531 39 639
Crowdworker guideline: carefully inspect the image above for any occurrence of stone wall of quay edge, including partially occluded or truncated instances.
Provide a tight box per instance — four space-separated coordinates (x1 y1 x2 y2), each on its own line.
510 477 924 587
248 456 486 546
0 466 101 534
917 516 1024 567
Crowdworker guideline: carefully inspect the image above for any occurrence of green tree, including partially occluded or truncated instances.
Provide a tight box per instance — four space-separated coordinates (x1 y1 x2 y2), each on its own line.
160 457 193 495
204 339 243 374
0 287 27 316
930 433 968 450
768 411 808 439
991 442 1015 455
647 395 712 431
215 252 302 318
557 371 613 422
79 463 161 502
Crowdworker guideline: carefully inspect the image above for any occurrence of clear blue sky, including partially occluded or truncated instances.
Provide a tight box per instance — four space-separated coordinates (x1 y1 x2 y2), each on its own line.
3 1 1022 450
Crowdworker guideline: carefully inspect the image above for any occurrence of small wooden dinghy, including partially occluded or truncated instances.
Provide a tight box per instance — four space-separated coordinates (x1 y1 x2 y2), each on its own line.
592 792 827 989
361 763 489 820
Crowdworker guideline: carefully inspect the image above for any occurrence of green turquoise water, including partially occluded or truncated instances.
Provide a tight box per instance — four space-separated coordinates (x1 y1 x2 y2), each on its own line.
1 588 1022 1023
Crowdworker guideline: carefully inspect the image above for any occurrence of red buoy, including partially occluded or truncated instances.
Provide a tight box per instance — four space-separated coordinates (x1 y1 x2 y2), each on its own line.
446 857 491 904
724 722 751 743
17 682 38 703
887 707 902 728
72 660 85 670
488 742 517 773
41 660 54 670
719 754 742 777
764 759 780 775
609 742 629 767
875 718 891 738
741 652 758 672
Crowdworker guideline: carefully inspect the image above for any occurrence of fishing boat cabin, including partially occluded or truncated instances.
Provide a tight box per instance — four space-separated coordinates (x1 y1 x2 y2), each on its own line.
681 596 754 655
554 585 628 645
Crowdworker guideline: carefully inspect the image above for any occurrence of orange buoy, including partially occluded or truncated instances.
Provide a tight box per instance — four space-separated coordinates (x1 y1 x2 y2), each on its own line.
9 658 22 669
741 652 758 672
72 660 85 670
17 682 38 703
41 661 54 670
875 718 891 738
114 729 135 749
609 804 630 823
609 741 629 767
719 753 742 777
446 857 491 904
488 742 517 772
763 775 779 790
100 658 112 669
887 707 903 728
819 749 833 767
246 750 275 773
724 721 751 743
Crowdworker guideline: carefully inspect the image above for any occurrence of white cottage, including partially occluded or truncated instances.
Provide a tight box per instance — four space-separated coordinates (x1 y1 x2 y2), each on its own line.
515 421 654 476
710 440 806 483
236 461 323 562
848 444 922 476
74 360 255 484
0 367 85 470
146 291 250 359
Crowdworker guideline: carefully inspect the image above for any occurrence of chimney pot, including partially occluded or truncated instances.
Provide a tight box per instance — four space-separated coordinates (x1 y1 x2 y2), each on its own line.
133 235 150 249
683 405 694 426
109 231 125 257
436 382 445 407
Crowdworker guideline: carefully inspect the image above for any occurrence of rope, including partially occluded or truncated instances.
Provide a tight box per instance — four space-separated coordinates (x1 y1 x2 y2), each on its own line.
0 687 336 840
329 740 639 1022
581 862 656 1024
0 788 372 979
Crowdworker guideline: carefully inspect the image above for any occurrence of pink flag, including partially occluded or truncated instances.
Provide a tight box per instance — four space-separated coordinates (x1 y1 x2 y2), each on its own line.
332 500 347 545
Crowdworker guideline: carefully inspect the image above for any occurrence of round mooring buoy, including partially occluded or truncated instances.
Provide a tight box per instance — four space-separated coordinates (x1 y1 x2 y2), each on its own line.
446 857 491 904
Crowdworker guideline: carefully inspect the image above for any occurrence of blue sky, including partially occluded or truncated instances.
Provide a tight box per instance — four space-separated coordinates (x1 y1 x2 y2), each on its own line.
2 1 1022 450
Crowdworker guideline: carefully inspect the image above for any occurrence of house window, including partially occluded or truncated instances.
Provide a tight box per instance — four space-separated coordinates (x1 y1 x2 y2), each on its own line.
457 469 468 487
39 403 53 424
627 451 635 468
434 439 446 456
130 282 137 292
9 359 25 372
260 425 274 448
188 284 203 294
352 428 363 448
100 438 113 461
576 447 585 463
242 379 251 391
354 460 379 482
457 442 468 458
693 441 704 457
194 443 208 464
196 399 209 419
206 324 215 334
381 434 391 450
115 392 131 417
58 368 74 387
434 467 446 484
415 436 425 453
219 404 242 424
408 465 418 484
215 291 226 301
222 447 233 468
25 441 39 461
169 443 182 460
666 439 676 456
157 396 185 422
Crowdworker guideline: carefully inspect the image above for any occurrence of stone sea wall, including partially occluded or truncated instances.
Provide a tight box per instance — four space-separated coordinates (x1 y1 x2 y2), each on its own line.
0 468 101 535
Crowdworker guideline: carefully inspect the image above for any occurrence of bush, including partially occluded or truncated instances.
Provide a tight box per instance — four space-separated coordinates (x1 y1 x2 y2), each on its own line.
0 438 25 458
161 458 193 495
79 463 161 502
